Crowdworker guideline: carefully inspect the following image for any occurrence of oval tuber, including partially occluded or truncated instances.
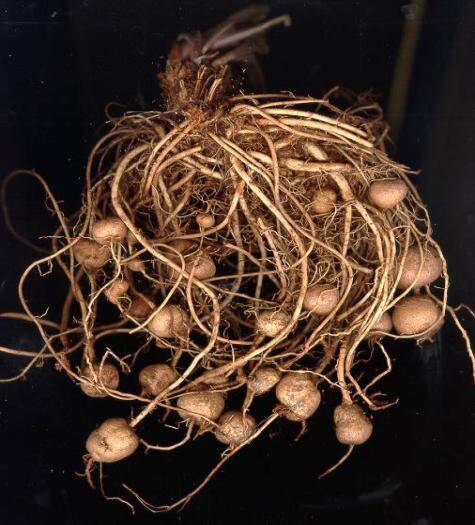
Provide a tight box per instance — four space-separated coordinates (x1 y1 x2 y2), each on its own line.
311 187 338 214
80 362 120 398
139 363 178 396
256 311 290 337
397 245 443 290
303 284 340 315
147 305 189 338
92 217 127 245
176 390 225 425
392 295 442 336
73 238 110 271
215 411 257 447
334 403 373 445
275 373 321 421
86 417 139 463
368 179 408 210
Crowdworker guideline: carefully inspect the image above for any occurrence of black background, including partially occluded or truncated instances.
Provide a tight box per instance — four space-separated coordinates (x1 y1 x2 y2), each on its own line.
1 1 474 524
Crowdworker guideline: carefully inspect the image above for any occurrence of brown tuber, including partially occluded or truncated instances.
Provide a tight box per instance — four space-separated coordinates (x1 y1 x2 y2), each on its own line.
256 310 291 337
311 187 338 214
176 390 225 425
368 179 408 210
334 403 373 445
367 311 393 337
196 213 215 228
92 217 127 245
127 257 145 272
168 239 195 253
86 417 139 463
276 373 321 421
80 362 120 398
128 296 153 321
247 367 281 395
186 252 216 280
303 284 340 315
392 295 442 336
397 245 443 289
147 305 189 338
215 411 257 447
73 238 110 271
104 279 129 305
139 363 178 396
168 251 216 281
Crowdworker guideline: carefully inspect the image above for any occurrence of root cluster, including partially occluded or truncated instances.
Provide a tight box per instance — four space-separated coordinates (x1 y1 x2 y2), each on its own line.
2 6 473 513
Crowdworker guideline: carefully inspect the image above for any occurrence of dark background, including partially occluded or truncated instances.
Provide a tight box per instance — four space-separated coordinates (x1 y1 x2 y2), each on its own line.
1 1 474 524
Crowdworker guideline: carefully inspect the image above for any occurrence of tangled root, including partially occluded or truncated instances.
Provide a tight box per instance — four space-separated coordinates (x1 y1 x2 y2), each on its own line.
1 5 473 513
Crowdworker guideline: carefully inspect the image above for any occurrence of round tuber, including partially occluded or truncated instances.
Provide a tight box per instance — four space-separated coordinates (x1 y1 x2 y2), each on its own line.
73 238 110 271
139 363 178 396
215 411 257 447
80 362 120 398
92 217 127 245
303 284 340 315
147 305 189 338
104 279 129 305
366 311 393 338
176 390 225 425
392 295 442 336
196 213 215 228
368 179 408 209
86 417 139 463
127 257 145 272
334 403 373 445
311 187 338 214
168 239 195 253
275 373 321 421
186 252 216 280
247 367 281 395
397 245 443 290
256 311 290 337
128 296 153 321
168 251 216 281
